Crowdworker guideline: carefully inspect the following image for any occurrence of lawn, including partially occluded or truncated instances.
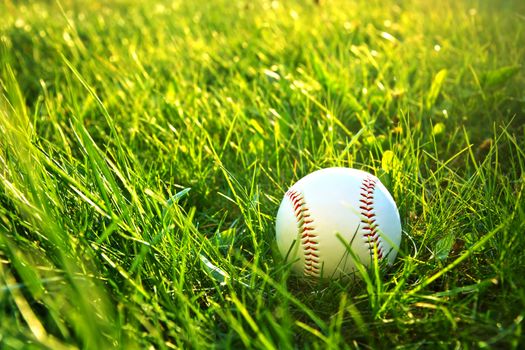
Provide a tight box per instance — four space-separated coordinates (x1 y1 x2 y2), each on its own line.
1 0 524 348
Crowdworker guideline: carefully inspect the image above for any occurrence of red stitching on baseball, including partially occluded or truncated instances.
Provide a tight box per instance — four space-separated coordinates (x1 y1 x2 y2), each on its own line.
359 176 384 259
286 189 320 277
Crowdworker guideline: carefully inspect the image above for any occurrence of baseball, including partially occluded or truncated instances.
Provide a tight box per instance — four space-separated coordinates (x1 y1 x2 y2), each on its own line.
275 167 402 279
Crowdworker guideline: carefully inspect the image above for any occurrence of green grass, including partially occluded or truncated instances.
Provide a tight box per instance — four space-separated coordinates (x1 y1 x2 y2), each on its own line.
1 0 524 348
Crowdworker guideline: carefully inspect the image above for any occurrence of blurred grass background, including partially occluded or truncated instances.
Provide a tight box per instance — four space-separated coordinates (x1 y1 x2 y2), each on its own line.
1 0 524 348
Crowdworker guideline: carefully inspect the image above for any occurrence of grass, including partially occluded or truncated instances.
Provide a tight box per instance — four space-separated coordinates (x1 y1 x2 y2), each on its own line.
0 0 524 348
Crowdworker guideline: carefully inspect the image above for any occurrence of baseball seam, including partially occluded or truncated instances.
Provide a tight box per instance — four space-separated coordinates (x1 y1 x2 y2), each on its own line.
359 176 385 259
286 189 320 277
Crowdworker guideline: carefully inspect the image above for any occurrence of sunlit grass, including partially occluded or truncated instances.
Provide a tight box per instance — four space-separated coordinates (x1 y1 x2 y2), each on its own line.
1 0 524 348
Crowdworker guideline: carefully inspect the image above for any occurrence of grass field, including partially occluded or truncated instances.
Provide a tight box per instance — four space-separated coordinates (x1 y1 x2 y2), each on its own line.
1 0 524 348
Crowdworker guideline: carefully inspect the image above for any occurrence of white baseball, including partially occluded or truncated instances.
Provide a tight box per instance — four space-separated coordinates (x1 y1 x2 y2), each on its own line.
275 167 402 279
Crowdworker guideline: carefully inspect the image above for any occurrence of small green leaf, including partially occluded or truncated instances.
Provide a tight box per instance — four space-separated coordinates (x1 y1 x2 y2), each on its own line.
481 65 521 88
432 122 446 136
426 69 448 109
381 150 399 173
435 233 455 261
